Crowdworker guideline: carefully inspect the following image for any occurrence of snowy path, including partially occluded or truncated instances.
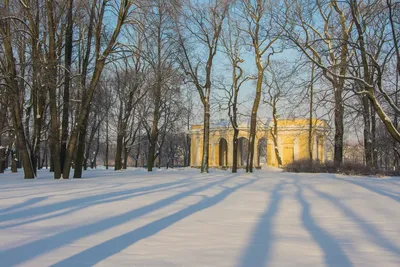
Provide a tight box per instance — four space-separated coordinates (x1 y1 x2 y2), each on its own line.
0 168 399 267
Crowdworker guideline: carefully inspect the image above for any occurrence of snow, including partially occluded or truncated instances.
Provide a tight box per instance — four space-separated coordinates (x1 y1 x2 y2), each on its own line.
0 168 399 267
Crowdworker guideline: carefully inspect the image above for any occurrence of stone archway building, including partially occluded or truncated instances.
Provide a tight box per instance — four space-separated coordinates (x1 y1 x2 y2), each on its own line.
190 118 329 168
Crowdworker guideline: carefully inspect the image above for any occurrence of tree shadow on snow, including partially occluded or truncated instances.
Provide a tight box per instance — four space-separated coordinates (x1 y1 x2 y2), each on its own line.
0 196 48 215
338 178 400 204
305 183 400 257
50 178 259 267
295 181 353 267
0 178 194 225
0 180 199 230
0 174 239 266
238 180 288 267
239 176 353 267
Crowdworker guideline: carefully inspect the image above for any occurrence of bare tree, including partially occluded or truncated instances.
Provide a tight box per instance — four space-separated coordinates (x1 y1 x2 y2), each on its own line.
63 0 133 178
60 0 74 173
113 57 145 171
220 12 250 173
0 1 35 178
175 0 229 173
240 0 283 172
263 61 294 167
139 0 180 171
283 0 353 167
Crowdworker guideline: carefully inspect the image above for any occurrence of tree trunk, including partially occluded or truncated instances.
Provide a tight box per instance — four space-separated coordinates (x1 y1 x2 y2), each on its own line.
271 107 283 167
158 147 162 168
46 0 62 179
247 42 264 172
11 149 17 173
106 113 109 170
0 147 5 173
63 0 132 179
371 106 377 169
61 0 74 176
247 72 262 172
308 60 315 160
135 130 140 168
115 134 124 171
123 146 128 169
49 84 61 179
83 120 98 172
73 123 87 178
201 102 210 173
394 74 399 170
362 95 373 166
147 63 162 172
232 129 239 173
2 3 35 178
147 140 156 171
334 84 344 167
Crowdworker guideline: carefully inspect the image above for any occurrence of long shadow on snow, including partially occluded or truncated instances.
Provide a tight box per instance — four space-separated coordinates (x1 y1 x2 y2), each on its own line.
0 177 158 201
238 180 287 267
0 170 149 193
338 178 400 204
0 180 200 230
0 182 131 202
0 174 238 266
0 196 48 215
0 177 194 223
305 183 400 257
51 177 259 267
295 181 353 267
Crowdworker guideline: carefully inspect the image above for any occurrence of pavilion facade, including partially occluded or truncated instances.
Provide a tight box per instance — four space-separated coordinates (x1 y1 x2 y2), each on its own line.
190 119 329 168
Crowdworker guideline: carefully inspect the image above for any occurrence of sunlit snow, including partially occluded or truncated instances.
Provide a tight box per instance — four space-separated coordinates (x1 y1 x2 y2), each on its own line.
0 168 399 266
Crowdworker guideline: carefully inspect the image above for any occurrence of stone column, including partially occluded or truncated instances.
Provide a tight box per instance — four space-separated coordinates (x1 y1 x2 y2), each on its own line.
197 136 202 166
227 135 233 166
294 136 299 160
210 139 215 167
313 135 318 161
253 138 259 167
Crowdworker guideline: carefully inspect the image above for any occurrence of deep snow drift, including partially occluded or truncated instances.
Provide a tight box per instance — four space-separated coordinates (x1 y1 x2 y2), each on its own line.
0 168 399 267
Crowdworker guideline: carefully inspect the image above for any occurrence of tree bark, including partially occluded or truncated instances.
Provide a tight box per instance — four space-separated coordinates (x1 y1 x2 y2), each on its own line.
201 102 210 173
106 114 109 169
1 1 35 178
232 129 239 173
271 106 283 167
115 103 124 171
0 147 5 173
247 68 263 172
308 60 315 161
74 112 89 178
46 0 62 179
61 0 74 176
362 95 373 166
63 0 132 178
115 134 124 171
147 95 160 172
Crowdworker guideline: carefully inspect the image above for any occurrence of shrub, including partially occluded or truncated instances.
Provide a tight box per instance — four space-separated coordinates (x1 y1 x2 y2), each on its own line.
284 159 399 176
284 159 334 173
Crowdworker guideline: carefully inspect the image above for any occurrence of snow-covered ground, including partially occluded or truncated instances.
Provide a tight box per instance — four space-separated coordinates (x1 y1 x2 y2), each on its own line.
0 168 399 267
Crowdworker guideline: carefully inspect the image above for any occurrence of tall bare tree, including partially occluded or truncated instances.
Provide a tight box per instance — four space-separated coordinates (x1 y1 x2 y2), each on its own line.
176 0 229 173
63 0 133 178
0 0 35 178
60 0 74 173
284 0 353 167
221 12 250 173
241 0 283 172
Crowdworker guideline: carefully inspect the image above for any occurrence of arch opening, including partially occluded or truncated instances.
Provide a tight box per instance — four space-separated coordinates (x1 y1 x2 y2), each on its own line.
258 137 267 166
238 137 249 167
219 138 228 167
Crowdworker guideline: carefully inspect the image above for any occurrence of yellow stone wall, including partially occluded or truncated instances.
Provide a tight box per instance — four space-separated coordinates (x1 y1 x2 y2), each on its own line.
190 119 328 168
